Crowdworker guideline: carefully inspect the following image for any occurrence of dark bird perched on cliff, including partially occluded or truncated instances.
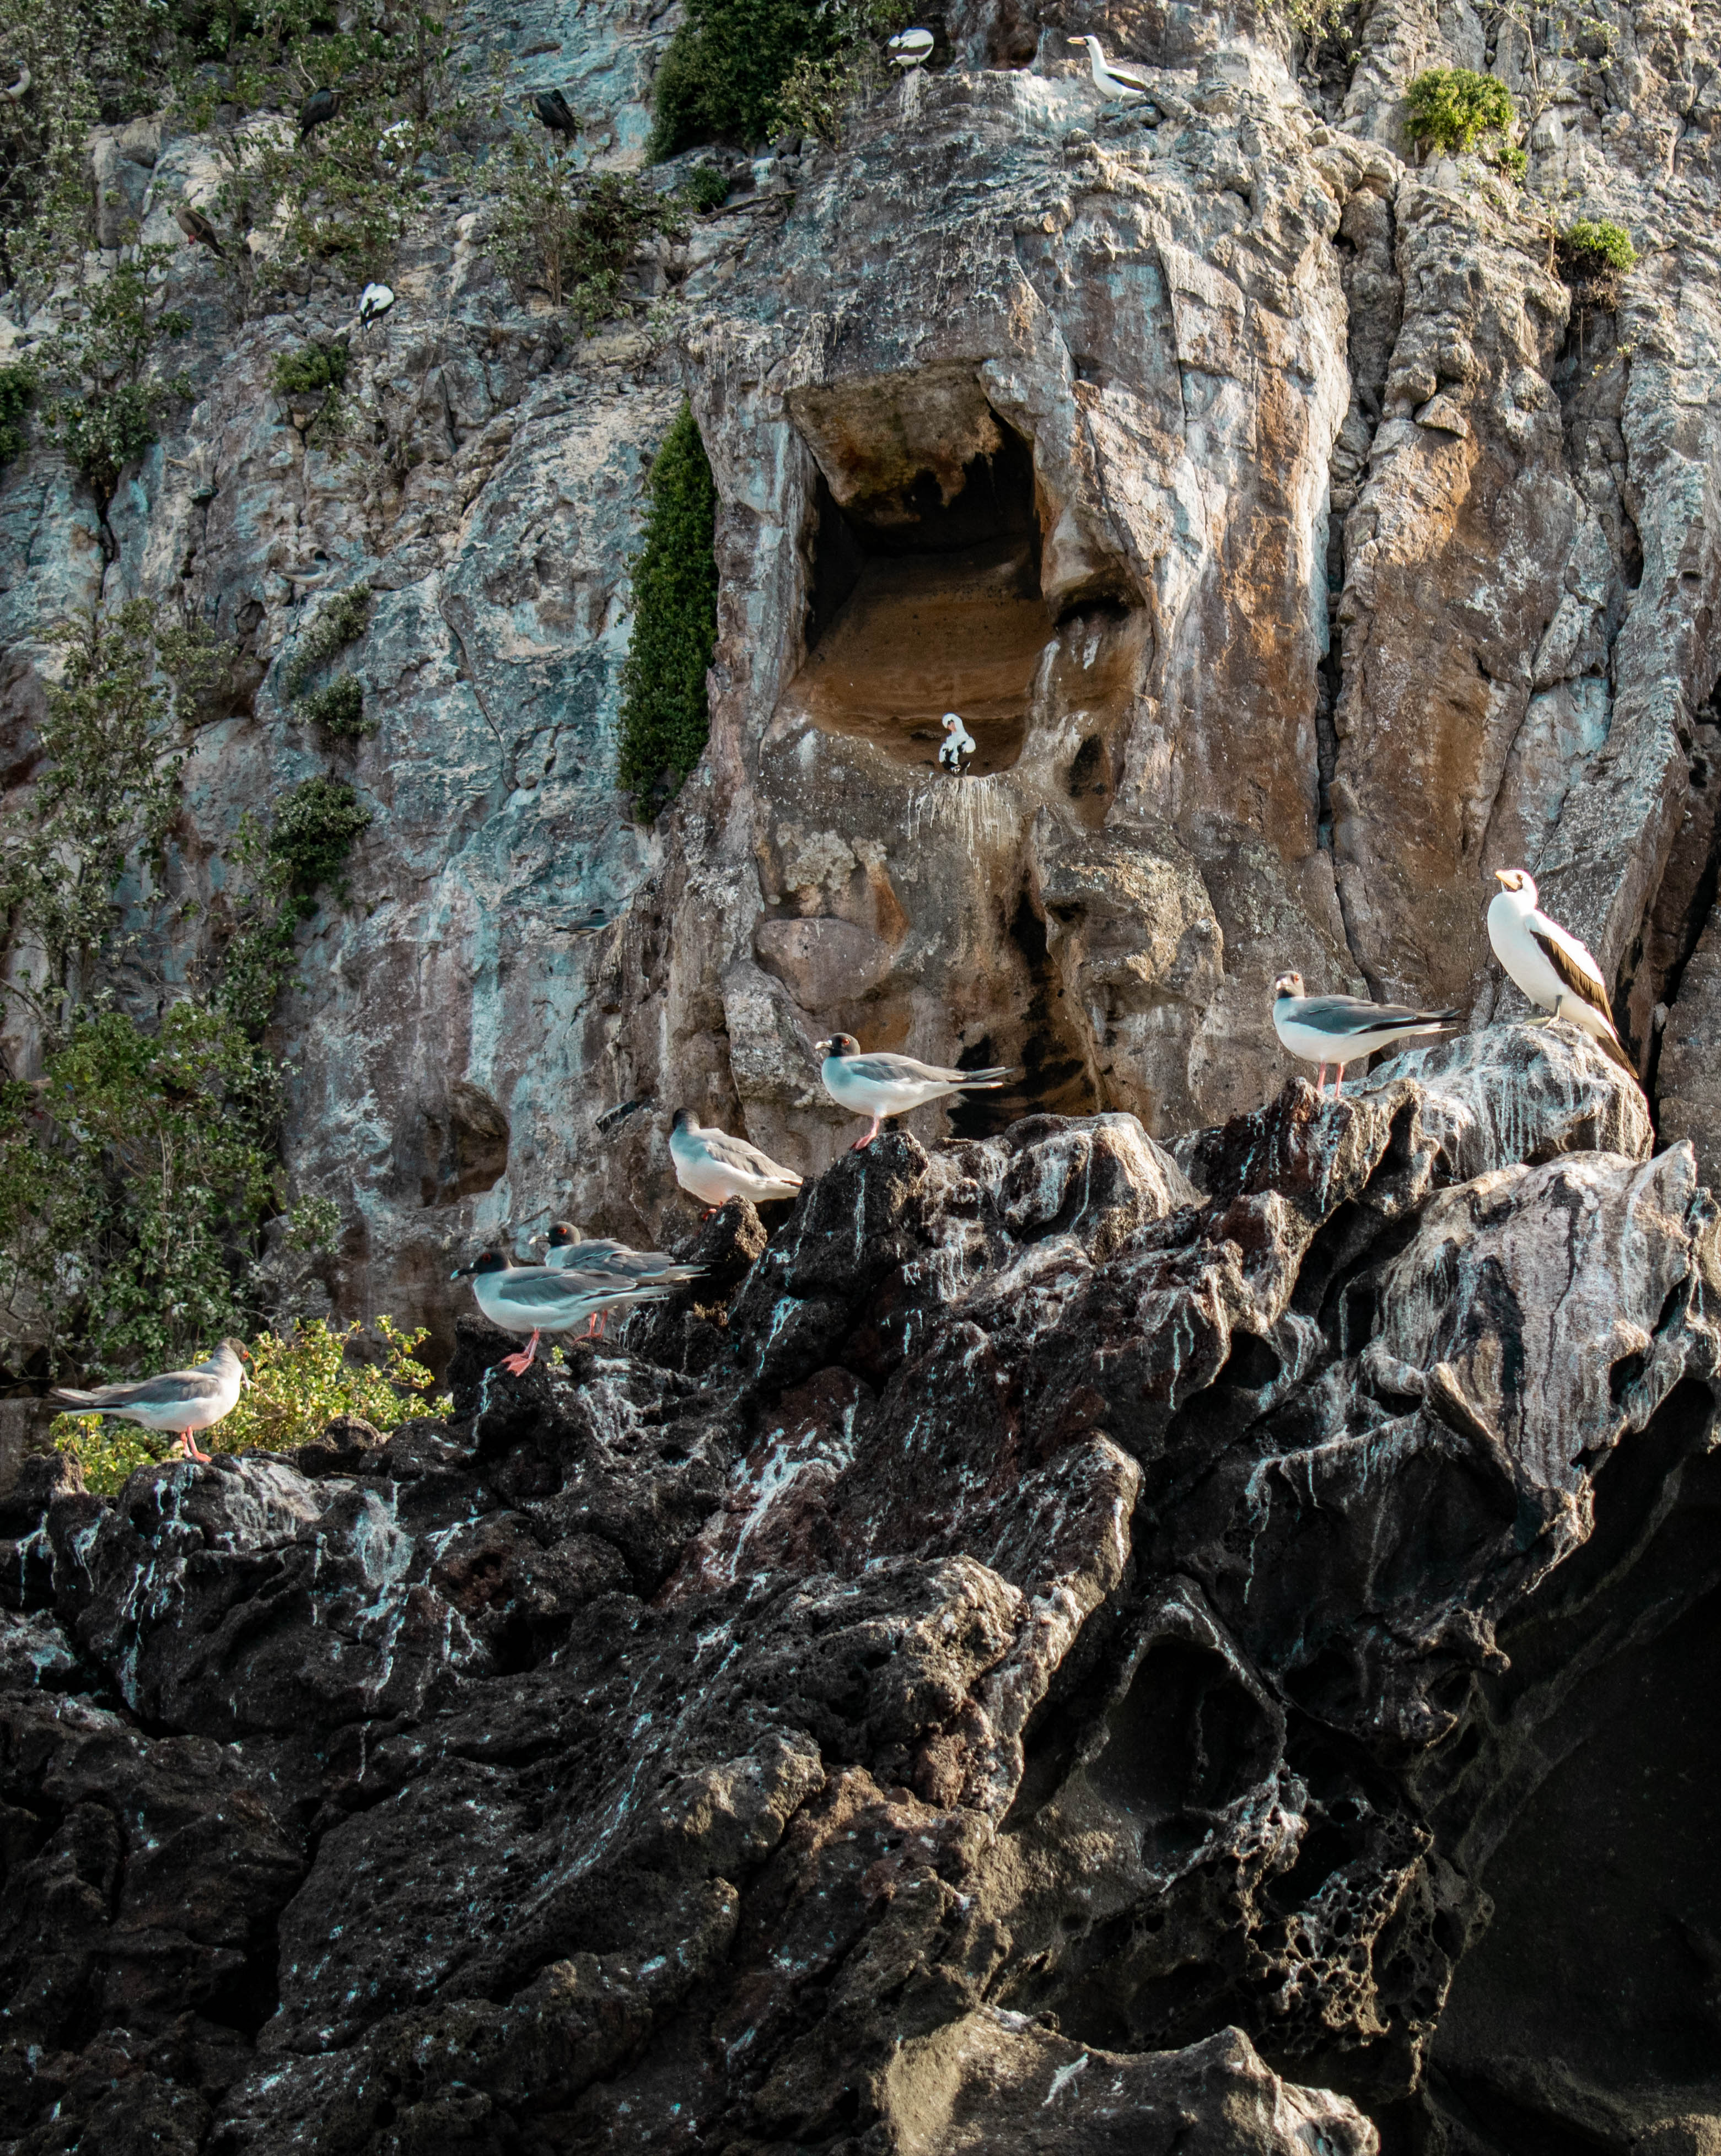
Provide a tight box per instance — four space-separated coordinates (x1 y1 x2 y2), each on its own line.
1271 973 1461 1098
817 1035 1019 1151
174 202 225 256
530 88 580 139
938 711 975 775
297 85 341 143
51 1340 248 1465
451 1250 670 1372
1487 869 1633 1074
1068 34 1152 102
356 280 394 328
670 1109 804 1212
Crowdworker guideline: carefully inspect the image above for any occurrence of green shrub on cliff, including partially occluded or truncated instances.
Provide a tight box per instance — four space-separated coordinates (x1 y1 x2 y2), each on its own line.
1404 67 1516 157
296 672 370 739
51 1315 449 1492
648 0 907 161
0 361 35 465
616 403 718 820
1561 218 1636 275
485 147 687 326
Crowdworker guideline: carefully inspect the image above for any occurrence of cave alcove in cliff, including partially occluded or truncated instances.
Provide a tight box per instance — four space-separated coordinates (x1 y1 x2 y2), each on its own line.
784 385 1048 775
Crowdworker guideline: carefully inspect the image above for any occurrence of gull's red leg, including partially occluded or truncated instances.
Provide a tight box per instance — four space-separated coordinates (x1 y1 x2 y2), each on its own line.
500 1329 541 1375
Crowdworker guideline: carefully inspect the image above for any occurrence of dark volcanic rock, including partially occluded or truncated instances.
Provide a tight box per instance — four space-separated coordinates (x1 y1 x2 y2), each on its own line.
2 1028 1718 2153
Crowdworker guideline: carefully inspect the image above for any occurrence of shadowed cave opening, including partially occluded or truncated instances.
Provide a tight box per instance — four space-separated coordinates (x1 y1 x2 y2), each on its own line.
789 419 1047 775
945 888 1100 1133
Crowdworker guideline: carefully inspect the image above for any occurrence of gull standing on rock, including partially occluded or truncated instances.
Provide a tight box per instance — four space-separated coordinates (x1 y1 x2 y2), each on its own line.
670 1109 804 1213
453 1251 671 1372
1068 35 1152 103
1271 973 1460 1097
51 1340 249 1465
938 712 976 775
1487 869 1633 1074
818 1034 1019 1150
537 1223 706 1334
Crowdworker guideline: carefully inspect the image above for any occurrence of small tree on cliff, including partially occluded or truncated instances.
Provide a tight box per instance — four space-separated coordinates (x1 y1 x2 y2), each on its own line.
616 403 718 821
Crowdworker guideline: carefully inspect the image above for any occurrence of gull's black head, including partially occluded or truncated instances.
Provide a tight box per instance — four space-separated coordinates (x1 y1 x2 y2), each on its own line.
818 1034 860 1059
546 1221 578 1248
671 1107 694 1133
452 1248 510 1279
1273 972 1305 1002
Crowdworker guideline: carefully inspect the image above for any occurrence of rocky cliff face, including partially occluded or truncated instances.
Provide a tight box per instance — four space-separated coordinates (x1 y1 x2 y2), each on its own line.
3 1031 1719 2152
4 0 1718 1339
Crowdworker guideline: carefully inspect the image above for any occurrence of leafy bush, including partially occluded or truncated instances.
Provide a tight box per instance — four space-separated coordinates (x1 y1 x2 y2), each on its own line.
0 1002 280 1378
648 0 906 161
268 774 372 898
0 360 34 464
771 51 871 147
50 1316 450 1492
284 582 372 694
296 672 370 738
616 402 718 818
682 163 731 213
1493 142 1527 181
272 340 351 397
1562 217 1636 274
40 249 191 518
1403 67 1515 157
486 148 687 327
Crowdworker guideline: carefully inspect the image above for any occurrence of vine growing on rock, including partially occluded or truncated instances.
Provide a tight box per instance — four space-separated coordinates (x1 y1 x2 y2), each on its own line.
647 0 907 161
616 402 718 820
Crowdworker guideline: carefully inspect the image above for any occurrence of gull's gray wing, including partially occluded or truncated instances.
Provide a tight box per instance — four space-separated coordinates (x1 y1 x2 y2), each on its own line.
55 1365 223 1410
1292 996 1456 1036
701 1129 801 1181
842 1052 959 1085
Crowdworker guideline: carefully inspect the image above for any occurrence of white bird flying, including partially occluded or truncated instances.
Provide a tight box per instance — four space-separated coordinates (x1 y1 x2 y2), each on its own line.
1067 34 1152 103
452 1251 670 1372
889 27 934 69
1271 972 1461 1097
938 711 976 775
670 1110 804 1212
817 1034 1019 1150
51 1340 249 1465
1487 869 1633 1074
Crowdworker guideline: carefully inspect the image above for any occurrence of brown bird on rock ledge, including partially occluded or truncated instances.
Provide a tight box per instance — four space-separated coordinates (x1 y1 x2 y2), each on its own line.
174 202 225 256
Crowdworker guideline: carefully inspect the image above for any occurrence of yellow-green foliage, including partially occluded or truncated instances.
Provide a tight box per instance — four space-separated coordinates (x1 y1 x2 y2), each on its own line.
1562 218 1636 274
1403 67 1516 157
51 1317 449 1494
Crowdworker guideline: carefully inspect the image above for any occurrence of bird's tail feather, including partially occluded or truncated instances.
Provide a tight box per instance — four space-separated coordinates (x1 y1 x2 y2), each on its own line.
1595 1025 1636 1077
955 1065 1023 1088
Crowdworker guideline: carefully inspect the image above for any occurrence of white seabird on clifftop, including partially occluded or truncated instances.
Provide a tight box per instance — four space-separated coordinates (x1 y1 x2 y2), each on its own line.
938 711 975 775
51 1340 248 1464
1487 869 1634 1075
1068 34 1152 103
1271 973 1460 1097
453 1251 670 1372
889 27 935 68
817 1034 1019 1150
670 1111 804 1212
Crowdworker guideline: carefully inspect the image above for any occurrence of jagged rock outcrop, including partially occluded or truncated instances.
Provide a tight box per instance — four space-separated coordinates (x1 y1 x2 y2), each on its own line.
3 1030 1718 2150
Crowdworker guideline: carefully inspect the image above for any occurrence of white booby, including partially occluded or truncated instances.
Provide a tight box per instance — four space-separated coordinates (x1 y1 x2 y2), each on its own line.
453 1251 670 1372
938 711 976 775
889 28 935 69
1067 34 1152 103
1271 973 1460 1097
51 1340 249 1465
1486 869 1633 1074
816 1034 1019 1150
670 1111 804 1212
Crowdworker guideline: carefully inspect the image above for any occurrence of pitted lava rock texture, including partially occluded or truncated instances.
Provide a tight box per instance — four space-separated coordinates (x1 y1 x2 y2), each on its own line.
3 1028 1720 2153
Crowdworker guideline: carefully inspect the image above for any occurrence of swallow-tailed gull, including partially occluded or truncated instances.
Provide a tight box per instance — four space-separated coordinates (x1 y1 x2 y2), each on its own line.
452 1251 669 1372
1487 869 1632 1072
298 86 341 143
541 1223 703 1283
817 1034 1018 1149
889 28 935 68
1068 35 1151 101
174 203 225 256
938 712 975 775
1271 972 1460 1097
51 1340 248 1464
670 1110 804 1211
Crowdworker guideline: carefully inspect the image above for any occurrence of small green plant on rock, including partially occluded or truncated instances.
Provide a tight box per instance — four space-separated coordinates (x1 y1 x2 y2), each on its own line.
648 0 908 161
1404 67 1516 157
681 163 731 213
284 582 373 696
218 777 372 1033
295 672 370 740
486 145 687 327
267 774 372 900
616 402 718 820
1561 217 1636 274
50 1315 449 1492
0 360 35 465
